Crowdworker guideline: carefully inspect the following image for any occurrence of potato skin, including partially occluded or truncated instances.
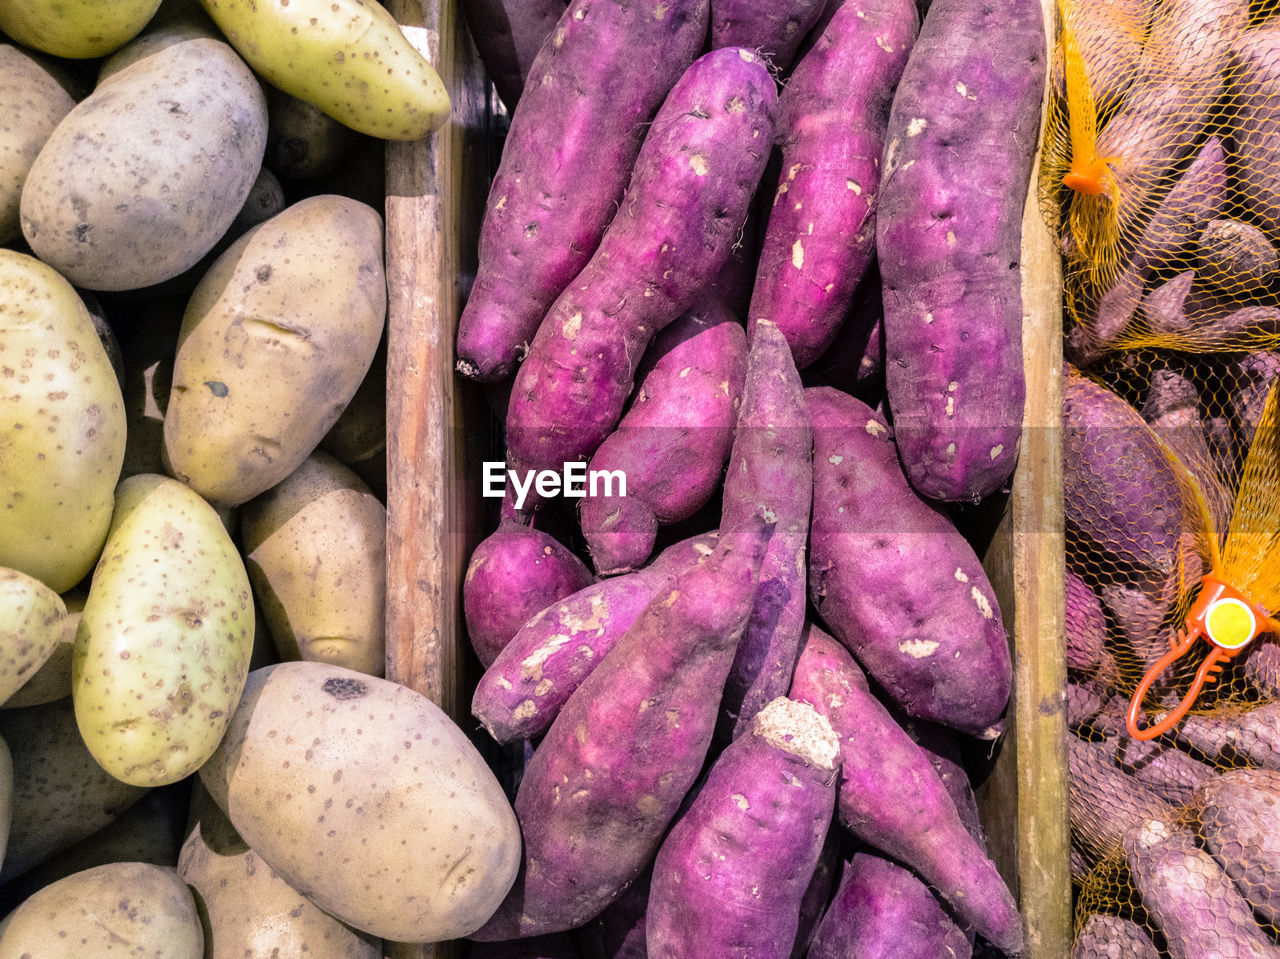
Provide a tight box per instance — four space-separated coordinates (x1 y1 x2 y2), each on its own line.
0 251 126 593
200 662 521 944
0 568 66 706
19 33 267 291
0 0 162 58
0 45 75 245
163 194 386 507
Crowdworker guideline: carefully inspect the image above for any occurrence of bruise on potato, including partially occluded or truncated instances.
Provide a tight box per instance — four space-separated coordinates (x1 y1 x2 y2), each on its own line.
454 0 710 382
877 0 1045 502
469 519 772 940
504 47 777 488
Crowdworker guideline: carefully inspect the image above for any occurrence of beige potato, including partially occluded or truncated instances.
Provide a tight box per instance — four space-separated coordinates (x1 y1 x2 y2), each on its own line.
0 697 146 883
162 194 387 507
0 568 66 706
200 662 521 942
19 30 267 291
0 0 162 58
0 862 202 956
242 453 385 676
180 786 382 958
0 587 81 710
320 338 388 468
0 251 126 593
0 45 75 245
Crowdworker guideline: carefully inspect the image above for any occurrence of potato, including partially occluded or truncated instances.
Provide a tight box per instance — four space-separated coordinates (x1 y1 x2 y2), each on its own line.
199 0 451 140
2 589 82 710
0 251 126 593
0 567 67 707
179 785 382 958
162 194 387 507
265 85 361 180
0 0 161 58
199 662 521 942
72 473 254 788
241 452 385 676
0 862 202 956
19 29 267 291
0 45 75 245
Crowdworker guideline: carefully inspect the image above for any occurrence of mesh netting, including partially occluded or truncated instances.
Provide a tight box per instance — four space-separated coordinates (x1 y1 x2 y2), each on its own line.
1047 2 1280 953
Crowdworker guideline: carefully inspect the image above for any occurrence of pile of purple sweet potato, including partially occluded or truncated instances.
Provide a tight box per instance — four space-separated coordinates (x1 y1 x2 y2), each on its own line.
455 0 1047 955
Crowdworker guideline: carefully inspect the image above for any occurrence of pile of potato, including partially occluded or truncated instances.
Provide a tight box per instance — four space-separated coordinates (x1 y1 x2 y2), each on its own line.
0 0 524 953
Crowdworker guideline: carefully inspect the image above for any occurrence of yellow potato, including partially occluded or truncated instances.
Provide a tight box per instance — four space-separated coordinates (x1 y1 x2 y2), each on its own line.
2 589 86 710
0 569 67 706
162 194 387 508
200 662 521 942
0 251 126 593
0 45 75 245
0 862 203 956
19 29 267 291
0 0 162 58
200 0 450 140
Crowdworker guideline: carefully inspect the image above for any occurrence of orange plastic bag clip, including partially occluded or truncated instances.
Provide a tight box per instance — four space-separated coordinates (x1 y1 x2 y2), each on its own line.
1125 574 1272 740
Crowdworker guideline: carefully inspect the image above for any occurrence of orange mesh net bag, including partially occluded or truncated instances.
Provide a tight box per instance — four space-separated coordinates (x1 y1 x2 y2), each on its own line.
1043 1 1280 953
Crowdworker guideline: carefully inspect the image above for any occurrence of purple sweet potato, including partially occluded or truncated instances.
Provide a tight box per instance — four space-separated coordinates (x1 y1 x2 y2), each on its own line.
747 0 917 369
1169 701 1280 771
471 531 719 744
1068 678 1109 730
1069 735 1174 864
1071 913 1161 959
805 269 885 398
789 624 1022 953
1109 734 1217 807
1139 270 1280 346
571 866 650 959
467 934 581 959
792 829 840 959
807 852 972 959
504 48 777 485
646 697 839 958
1230 350 1280 451
577 300 747 575
894 712 985 847
709 0 828 72
877 0 1045 502
1228 24 1280 245
454 0 709 381
1067 570 1108 674
1244 638 1280 699
1065 367 1186 575
1124 816 1280 959
463 518 595 667
1197 768 1280 925
806 386 1012 739
1197 218 1280 296
469 519 772 940
460 0 567 112
717 318 813 740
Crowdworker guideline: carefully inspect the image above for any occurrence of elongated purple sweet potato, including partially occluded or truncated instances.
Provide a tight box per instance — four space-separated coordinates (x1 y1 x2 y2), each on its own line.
460 0 567 112
454 0 709 381
1069 735 1173 864
806 386 1011 738
1197 768 1280 925
577 301 747 575
571 866 650 959
1125 817 1280 959
1230 350 1280 451
807 852 972 959
1065 367 1186 575
469 519 772 940
1071 913 1161 959
646 697 839 958
789 624 1022 953
1109 734 1216 807
1067 570 1108 674
792 830 840 959
717 318 812 741
709 0 828 71
1244 638 1280 699
747 0 917 369
1198 218 1280 296
1169 701 1280 771
464 519 595 667
877 0 1045 502
893 712 985 846
471 531 719 744
505 48 777 485
806 269 885 398
1228 24 1280 245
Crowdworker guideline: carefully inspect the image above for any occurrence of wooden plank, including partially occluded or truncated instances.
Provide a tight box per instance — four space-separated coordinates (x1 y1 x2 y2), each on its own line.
383 0 493 955
977 0 1071 954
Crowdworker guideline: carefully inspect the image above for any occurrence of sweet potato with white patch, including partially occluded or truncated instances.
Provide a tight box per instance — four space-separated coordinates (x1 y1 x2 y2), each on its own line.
877 0 1045 501
1069 735 1174 864
461 0 567 112
577 301 747 575
806 386 1011 738
709 0 827 71
454 0 708 381
1071 913 1161 959
464 519 595 667
747 0 917 368
469 519 772 940
645 697 839 958
789 623 1022 953
505 48 776 486
471 531 719 744
717 318 812 741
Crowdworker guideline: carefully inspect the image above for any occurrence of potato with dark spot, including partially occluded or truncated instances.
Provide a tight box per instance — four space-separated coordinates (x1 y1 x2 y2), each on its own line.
0 251 126 593
0 567 67 707
162 194 386 508
0 861 202 956
199 661 520 943
72 473 254 788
